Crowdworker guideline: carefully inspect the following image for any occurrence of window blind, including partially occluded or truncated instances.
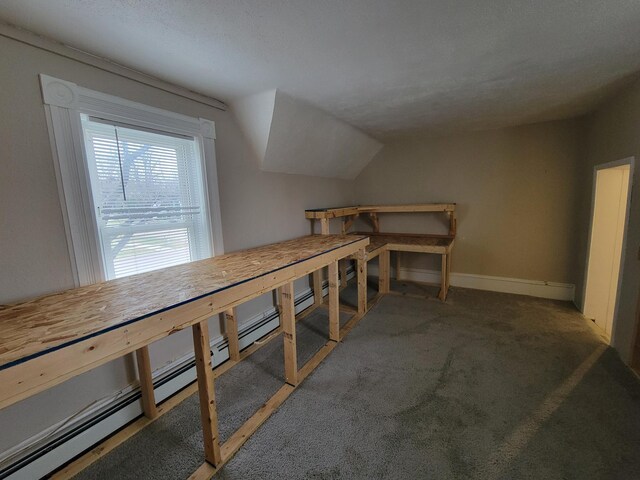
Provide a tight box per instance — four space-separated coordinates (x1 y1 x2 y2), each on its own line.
81 116 212 279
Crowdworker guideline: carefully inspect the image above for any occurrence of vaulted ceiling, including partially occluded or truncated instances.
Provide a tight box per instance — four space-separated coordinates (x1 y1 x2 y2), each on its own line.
2 1 640 138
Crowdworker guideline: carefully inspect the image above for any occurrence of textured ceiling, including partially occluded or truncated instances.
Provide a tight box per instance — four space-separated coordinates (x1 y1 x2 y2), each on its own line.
2 1 640 138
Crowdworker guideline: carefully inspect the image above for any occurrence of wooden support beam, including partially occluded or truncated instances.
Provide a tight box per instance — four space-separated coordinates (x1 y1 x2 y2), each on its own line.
280 282 298 386
357 248 368 315
366 212 380 232
438 254 448 302
395 251 402 281
224 308 240 362
445 251 452 298
328 261 340 342
448 211 457 237
339 260 348 288
320 218 330 235
192 320 222 466
359 203 456 213
312 269 323 307
379 250 390 294
135 345 158 420
342 214 358 234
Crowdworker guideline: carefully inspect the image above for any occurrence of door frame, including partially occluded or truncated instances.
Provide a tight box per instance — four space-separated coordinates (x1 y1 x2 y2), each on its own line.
581 156 634 343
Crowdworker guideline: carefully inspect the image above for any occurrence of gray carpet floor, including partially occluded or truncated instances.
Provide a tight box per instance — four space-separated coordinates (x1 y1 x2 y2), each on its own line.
71 280 640 480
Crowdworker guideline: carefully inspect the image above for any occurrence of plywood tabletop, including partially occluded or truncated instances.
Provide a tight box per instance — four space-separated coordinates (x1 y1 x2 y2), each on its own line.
362 233 453 253
0 235 366 370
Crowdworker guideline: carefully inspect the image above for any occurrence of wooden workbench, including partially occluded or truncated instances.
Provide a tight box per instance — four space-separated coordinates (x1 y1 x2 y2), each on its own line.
0 234 369 472
305 204 456 301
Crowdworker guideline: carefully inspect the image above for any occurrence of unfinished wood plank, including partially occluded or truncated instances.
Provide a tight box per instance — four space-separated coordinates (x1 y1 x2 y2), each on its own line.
192 320 222 466
438 254 447 302
448 210 457 237
343 214 358 233
379 249 390 294
304 207 359 219
445 250 452 298
328 261 340 342
355 231 454 239
339 259 348 288
224 308 240 362
359 203 456 213
357 248 368 315
312 269 323 307
365 212 380 232
280 282 298 386
320 218 330 235
135 346 158 420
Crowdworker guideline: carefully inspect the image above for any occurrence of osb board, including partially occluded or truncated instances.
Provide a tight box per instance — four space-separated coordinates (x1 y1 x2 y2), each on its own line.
355 233 453 254
0 235 366 370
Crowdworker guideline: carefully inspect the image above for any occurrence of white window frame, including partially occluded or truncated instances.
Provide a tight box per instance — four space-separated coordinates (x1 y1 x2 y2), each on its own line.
40 74 224 286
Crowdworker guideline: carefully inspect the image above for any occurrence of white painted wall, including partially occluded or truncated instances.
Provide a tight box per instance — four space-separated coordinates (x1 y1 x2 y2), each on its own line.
231 89 276 162
354 120 584 285
0 34 355 454
234 90 382 179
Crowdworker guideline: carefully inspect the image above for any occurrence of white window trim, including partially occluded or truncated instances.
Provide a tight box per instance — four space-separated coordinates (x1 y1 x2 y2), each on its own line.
40 74 224 286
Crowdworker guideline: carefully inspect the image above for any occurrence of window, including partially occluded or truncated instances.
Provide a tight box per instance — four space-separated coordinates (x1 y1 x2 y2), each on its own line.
81 117 212 279
40 74 224 286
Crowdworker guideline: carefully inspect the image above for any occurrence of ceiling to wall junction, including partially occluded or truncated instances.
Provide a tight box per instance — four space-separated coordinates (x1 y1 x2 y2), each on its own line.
2 0 640 139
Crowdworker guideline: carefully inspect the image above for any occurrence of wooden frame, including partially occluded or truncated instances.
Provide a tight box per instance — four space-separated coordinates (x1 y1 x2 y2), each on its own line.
306 204 457 302
39 74 224 287
581 157 634 350
0 234 369 474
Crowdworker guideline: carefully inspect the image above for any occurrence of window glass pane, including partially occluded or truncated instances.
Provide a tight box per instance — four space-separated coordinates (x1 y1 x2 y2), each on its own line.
81 116 211 279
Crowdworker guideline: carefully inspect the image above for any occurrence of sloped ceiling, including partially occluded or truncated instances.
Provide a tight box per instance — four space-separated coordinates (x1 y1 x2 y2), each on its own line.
2 1 640 139
233 90 382 179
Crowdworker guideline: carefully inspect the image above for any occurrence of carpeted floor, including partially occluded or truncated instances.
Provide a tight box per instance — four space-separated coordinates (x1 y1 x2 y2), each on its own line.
72 280 640 480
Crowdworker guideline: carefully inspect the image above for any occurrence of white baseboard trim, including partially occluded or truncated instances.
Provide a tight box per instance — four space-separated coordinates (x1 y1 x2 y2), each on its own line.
368 264 575 302
1 267 352 480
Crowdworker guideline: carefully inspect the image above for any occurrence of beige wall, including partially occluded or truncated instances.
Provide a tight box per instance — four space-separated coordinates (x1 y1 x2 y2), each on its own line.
0 35 354 452
355 120 584 284
577 77 640 363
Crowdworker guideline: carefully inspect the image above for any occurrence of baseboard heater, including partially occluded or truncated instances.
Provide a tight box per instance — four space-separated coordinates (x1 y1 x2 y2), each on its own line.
0 265 354 480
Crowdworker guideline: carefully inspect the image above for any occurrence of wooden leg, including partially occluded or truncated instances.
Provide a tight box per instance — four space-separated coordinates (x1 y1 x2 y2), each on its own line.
438 254 447 301
320 218 330 234
328 261 340 342
445 251 452 298
312 270 323 307
357 248 368 315
192 321 222 466
225 308 240 362
396 251 402 281
281 282 298 386
379 250 390 294
135 346 158 420
339 259 348 288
